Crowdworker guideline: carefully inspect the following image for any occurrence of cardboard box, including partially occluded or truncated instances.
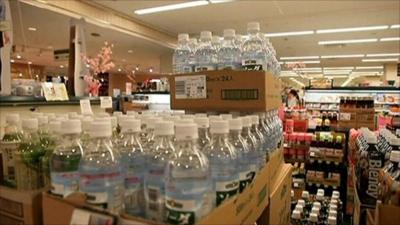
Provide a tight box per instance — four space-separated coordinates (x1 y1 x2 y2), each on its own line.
169 70 282 112
43 164 271 225
366 209 375 225
268 148 284 190
257 164 292 225
0 186 43 225
373 203 400 225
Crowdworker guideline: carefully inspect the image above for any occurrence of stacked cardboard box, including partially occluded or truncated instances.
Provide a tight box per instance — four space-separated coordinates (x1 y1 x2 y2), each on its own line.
339 108 375 130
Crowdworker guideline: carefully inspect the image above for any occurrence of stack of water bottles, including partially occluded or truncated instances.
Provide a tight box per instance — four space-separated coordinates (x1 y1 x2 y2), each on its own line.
172 22 281 76
37 110 282 224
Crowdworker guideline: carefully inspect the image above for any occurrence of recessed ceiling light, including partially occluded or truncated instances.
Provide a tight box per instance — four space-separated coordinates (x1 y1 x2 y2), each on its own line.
149 68 153 73
60 65 64 68
280 56 319 60
355 66 384 69
134 1 209 15
265 30 314 37
16 54 22 59
380 37 400 42
362 58 399 62
391 24 400 29
366 53 400 57
318 38 378 45
128 50 133 53
118 68 122 72
321 54 364 59
28 27 37 31
316 25 388 34
28 61 32 65
19 73 22 77
323 67 354 70
285 60 320 64
10 59 14 63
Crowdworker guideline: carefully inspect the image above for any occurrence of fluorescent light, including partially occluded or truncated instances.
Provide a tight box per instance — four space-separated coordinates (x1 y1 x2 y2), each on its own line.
321 54 364 59
323 67 354 70
285 60 320 64
362 58 399 62
380 37 400 42
294 67 322 71
324 71 351 75
280 56 319 60
391 24 400 29
341 78 353 87
28 27 37 31
134 1 209 15
290 78 305 87
318 38 377 45
278 61 284 64
209 0 235 3
265 30 314 37
316 25 388 34
325 76 348 79
355 66 384 69
303 71 323 73
366 53 400 57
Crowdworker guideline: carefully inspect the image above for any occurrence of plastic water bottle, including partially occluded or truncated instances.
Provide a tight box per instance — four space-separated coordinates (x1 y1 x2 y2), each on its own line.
242 22 266 71
142 117 163 151
228 118 255 192
195 31 217 71
218 29 242 70
262 36 274 74
165 123 213 224
78 121 124 213
241 116 261 172
203 120 239 207
173 33 192 74
212 35 222 52
193 117 211 150
189 38 198 72
50 119 83 197
118 118 146 216
144 121 175 222
235 34 244 51
249 115 267 169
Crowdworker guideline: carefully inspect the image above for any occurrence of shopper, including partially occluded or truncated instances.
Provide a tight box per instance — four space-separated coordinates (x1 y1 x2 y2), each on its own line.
287 89 301 108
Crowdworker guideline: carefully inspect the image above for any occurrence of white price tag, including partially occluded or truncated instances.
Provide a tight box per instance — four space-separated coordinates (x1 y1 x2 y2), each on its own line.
174 75 206 99
100 96 113 108
339 113 351 121
70 209 91 225
80 99 93 115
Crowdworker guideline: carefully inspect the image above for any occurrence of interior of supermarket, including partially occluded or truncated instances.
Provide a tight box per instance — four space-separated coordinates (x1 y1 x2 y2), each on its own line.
0 1 399 225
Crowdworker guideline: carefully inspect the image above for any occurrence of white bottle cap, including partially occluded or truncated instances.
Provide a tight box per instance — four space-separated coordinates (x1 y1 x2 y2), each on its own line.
332 190 340 198
113 111 123 117
291 210 301 220
241 116 252 127
210 120 229 134
175 123 198 140
328 210 337 218
194 117 209 128
90 121 112 138
247 22 260 31
6 114 19 124
48 121 61 134
212 35 221 43
81 117 93 132
200 31 212 40
121 118 141 133
195 113 207 117
301 191 309 199
390 137 400 146
46 113 56 121
181 114 195 119
295 204 303 212
126 111 137 116
291 190 294 198
37 116 48 125
297 199 305 207
61 119 82 134
249 115 260 125
366 135 377 144
22 118 38 130
390 150 400 163
316 193 324 201
178 33 189 42
313 202 321 209
311 207 320 215
176 118 195 125
228 118 243 131
223 29 236 38
209 115 222 122
96 112 110 118
154 121 174 136
317 189 325 195
328 216 337 225
220 114 233 120
31 112 43 118
309 213 318 223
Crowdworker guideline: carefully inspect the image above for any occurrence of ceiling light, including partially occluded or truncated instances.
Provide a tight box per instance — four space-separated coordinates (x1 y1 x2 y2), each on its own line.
293 67 322 71
391 24 400 29
265 30 314 37
324 71 351 75
280 56 319 60
325 76 348 79
285 60 320 64
149 68 153 73
60 65 64 68
318 38 378 45
128 50 133 53
323 67 354 70
118 68 122 72
303 71 323 73
316 25 388 34
289 78 305 87
134 1 209 15
209 0 235 3
10 59 14 63
28 61 32 65
355 66 384 69
135 65 139 71
28 27 37 31
19 73 22 77
362 58 399 62
366 53 400 57
321 54 364 59
380 37 400 42
16 54 22 59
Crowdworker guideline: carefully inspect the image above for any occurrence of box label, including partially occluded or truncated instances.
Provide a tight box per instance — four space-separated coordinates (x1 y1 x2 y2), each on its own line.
340 113 351 121
221 89 259 100
100 96 113 108
175 75 206 99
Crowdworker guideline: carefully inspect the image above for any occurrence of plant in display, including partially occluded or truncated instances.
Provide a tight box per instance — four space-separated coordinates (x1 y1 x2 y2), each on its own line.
82 41 115 96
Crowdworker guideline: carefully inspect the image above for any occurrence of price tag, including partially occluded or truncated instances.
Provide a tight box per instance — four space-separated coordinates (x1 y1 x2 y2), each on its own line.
339 113 351 121
175 75 206 99
294 183 299 188
80 99 93 115
100 96 113 108
70 209 90 225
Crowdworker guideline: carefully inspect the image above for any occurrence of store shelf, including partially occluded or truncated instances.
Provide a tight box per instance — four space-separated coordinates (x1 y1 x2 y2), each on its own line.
375 102 400 105
307 108 339 111
0 96 105 107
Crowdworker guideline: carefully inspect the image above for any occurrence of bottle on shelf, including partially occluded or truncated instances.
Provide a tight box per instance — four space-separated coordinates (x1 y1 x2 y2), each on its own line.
241 22 266 71
193 117 211 150
173 33 192 74
241 116 260 173
195 31 217 72
218 29 242 70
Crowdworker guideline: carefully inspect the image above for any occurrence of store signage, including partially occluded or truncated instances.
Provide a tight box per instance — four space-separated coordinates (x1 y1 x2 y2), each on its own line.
100 96 112 108
80 99 93 115
41 82 69 101
53 49 69 61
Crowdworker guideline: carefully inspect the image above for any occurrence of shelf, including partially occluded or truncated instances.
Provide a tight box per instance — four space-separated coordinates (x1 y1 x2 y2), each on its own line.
305 86 400 92
375 102 400 105
307 108 339 111
307 181 340 189
305 101 339 104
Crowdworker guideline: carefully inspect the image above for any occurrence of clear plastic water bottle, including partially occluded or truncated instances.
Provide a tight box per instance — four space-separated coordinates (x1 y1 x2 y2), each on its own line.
165 123 213 224
50 119 83 197
242 22 266 71
189 38 198 71
118 118 146 216
250 115 267 168
212 35 222 52
142 117 163 151
218 29 242 70
173 33 192 74
235 34 244 51
144 121 175 222
78 121 124 213
228 118 255 192
241 116 261 172
195 31 217 71
262 36 274 74
203 120 239 207
193 117 211 150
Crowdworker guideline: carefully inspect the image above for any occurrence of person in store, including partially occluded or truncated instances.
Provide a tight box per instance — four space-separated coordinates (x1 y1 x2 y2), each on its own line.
287 89 301 108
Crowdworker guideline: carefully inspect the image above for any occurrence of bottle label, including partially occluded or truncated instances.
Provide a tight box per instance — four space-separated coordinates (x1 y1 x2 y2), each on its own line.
50 172 79 197
174 75 207 100
195 65 216 72
215 180 239 206
145 185 165 221
166 197 196 225
182 66 193 73
242 59 263 71
86 192 108 204
238 170 254 192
